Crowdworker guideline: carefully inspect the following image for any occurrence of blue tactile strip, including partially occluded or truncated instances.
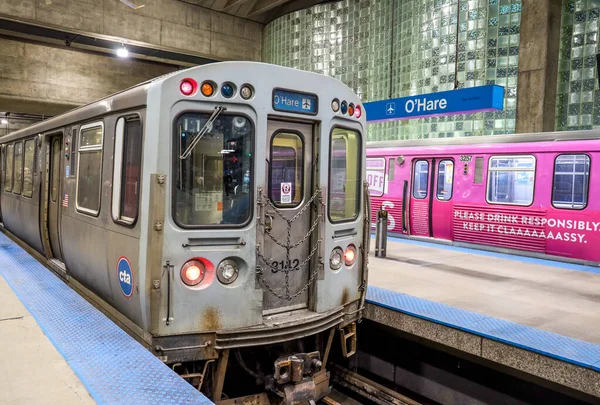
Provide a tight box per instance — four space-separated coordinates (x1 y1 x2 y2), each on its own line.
371 234 600 275
367 285 600 371
0 233 212 405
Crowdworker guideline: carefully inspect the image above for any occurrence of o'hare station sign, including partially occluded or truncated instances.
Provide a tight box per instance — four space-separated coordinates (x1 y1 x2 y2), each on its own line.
363 85 505 122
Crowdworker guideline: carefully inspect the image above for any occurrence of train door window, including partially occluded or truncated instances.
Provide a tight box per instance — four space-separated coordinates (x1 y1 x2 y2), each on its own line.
76 122 104 216
13 142 23 195
487 155 535 206
552 154 590 209
50 138 60 202
173 113 253 227
366 158 385 197
23 139 35 198
4 144 13 192
388 158 395 182
269 132 304 207
412 160 429 199
112 116 142 224
329 128 361 222
436 160 454 201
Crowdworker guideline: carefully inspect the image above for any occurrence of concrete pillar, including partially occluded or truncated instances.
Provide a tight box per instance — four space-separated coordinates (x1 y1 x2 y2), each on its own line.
515 0 562 133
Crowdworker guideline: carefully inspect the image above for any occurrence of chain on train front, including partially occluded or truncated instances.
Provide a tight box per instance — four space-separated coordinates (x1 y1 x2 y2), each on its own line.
256 188 323 301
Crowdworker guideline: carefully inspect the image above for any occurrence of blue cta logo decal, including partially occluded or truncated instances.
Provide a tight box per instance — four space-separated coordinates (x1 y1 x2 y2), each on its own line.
117 257 134 298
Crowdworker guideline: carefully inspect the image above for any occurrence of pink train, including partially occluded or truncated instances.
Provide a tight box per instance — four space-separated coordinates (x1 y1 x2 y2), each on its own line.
366 131 600 266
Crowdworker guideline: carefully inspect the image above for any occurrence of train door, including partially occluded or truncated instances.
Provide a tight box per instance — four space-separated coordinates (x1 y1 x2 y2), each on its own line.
47 135 64 261
260 120 314 314
409 158 454 240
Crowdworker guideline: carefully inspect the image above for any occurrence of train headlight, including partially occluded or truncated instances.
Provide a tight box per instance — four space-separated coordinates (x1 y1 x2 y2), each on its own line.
344 244 357 266
181 259 206 286
330 248 343 270
217 259 239 284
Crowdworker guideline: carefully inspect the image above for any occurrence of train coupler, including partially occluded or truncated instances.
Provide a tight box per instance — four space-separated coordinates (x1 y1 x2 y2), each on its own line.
266 352 330 405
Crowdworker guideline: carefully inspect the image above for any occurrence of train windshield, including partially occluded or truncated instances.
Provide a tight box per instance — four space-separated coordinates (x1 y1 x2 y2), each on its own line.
173 113 253 227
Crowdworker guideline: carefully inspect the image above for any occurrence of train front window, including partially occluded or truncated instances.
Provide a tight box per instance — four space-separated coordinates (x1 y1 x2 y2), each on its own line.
329 128 361 222
174 113 253 227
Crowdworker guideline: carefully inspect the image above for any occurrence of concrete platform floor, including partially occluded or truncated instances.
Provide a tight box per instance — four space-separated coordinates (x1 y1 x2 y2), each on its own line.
369 238 600 345
0 276 95 405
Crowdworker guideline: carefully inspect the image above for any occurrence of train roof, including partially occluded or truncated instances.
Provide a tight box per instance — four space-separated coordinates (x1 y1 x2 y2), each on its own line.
366 130 600 149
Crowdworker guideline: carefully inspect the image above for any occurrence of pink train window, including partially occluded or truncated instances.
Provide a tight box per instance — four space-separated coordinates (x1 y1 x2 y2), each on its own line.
552 154 590 210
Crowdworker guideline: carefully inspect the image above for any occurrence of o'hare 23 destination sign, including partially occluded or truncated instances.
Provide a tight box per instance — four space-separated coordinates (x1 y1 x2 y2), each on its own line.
364 85 505 122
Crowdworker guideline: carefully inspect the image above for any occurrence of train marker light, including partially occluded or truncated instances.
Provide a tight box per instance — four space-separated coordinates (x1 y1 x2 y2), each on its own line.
331 98 340 112
341 101 348 115
221 82 235 98
217 259 239 284
240 84 253 99
344 245 356 266
348 103 355 117
354 105 362 118
180 78 197 96
181 259 206 286
330 248 343 270
201 81 215 97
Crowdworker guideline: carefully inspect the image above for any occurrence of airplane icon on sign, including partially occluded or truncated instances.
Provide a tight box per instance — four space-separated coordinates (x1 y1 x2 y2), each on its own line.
302 98 311 110
386 102 395 115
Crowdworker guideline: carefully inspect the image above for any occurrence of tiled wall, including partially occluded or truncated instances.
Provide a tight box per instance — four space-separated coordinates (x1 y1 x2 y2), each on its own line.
263 0 522 141
556 0 600 131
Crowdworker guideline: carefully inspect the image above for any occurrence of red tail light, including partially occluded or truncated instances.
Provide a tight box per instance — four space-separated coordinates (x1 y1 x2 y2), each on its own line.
344 245 357 266
355 105 362 118
181 259 206 286
180 78 197 96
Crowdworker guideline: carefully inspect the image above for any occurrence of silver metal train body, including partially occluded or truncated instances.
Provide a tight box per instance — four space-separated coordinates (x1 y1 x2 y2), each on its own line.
0 62 369 403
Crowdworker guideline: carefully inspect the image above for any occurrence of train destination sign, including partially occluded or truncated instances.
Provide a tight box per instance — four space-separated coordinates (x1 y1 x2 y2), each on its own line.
272 89 318 115
363 85 505 122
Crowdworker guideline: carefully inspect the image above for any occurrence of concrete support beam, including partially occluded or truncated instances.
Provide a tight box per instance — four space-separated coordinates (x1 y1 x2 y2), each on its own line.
515 0 562 133
0 37 176 116
0 0 262 62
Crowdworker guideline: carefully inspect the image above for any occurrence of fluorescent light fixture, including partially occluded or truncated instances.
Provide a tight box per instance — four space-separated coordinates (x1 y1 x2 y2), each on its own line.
1 119 7 125
117 46 129 58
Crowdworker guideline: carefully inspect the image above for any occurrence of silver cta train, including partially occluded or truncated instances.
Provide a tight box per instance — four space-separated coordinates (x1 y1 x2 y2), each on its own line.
0 62 369 404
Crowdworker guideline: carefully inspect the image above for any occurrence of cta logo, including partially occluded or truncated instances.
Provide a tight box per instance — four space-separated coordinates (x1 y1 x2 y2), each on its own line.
117 257 134 298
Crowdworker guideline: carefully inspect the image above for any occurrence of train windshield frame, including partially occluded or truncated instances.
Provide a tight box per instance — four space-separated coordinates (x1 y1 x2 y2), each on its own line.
172 111 254 229
328 127 362 223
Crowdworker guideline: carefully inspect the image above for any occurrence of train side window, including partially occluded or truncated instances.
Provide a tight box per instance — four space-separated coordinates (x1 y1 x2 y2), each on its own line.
388 158 395 182
70 127 77 178
112 117 142 224
23 139 35 198
76 122 104 216
329 128 361 223
486 155 535 206
436 160 454 201
4 144 13 192
474 157 484 184
13 142 23 195
366 158 385 197
412 160 429 199
552 154 590 210
269 131 304 208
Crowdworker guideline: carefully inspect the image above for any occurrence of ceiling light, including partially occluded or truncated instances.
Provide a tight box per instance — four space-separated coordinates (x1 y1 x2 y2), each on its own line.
117 46 129 58
1 119 7 125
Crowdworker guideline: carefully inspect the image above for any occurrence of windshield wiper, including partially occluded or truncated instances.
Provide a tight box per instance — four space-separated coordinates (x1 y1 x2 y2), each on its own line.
179 105 226 160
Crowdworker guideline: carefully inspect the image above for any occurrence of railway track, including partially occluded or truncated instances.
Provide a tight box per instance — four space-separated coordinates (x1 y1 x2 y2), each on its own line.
325 364 422 405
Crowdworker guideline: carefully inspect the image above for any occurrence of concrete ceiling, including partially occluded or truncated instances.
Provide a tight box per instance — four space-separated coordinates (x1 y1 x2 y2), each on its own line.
178 0 330 23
